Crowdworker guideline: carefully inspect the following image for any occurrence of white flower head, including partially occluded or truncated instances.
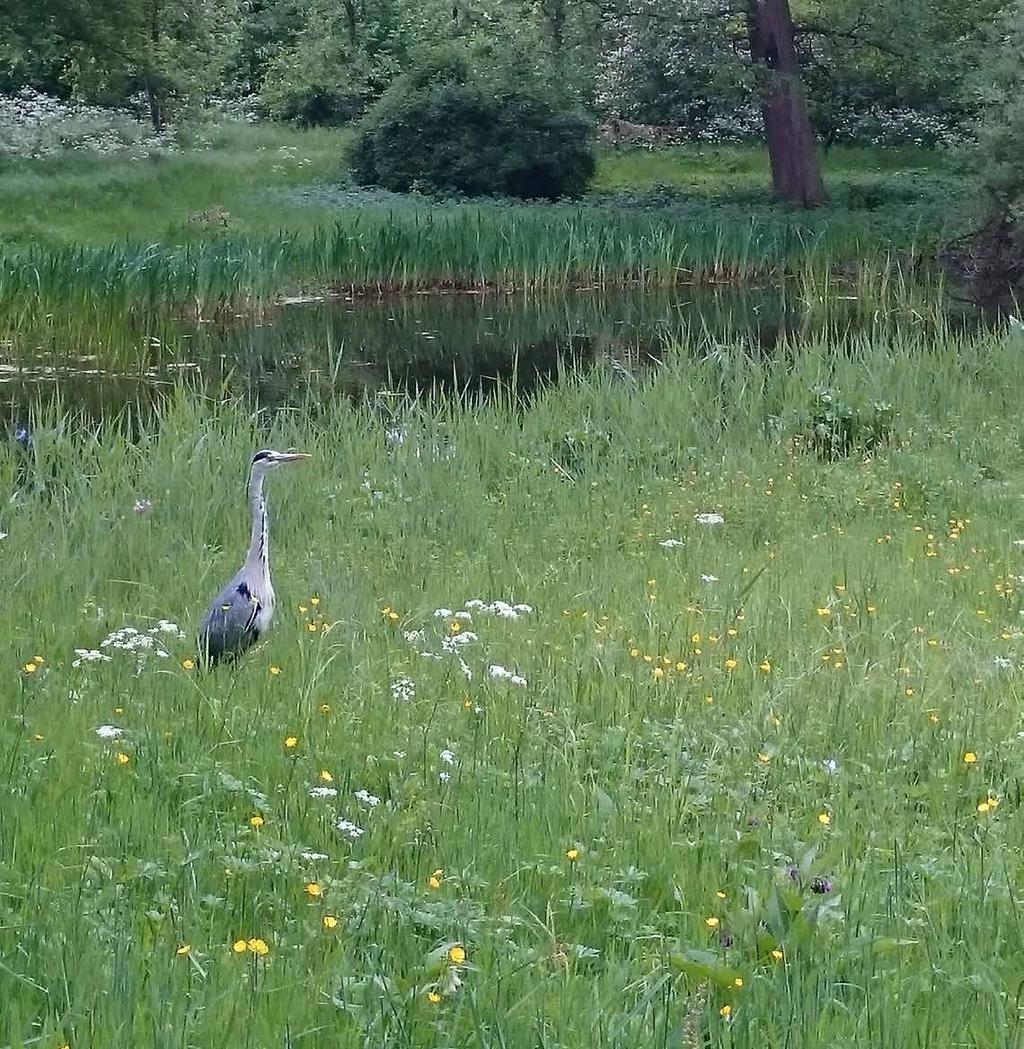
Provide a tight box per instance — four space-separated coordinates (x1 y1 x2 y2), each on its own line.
73 649 111 667
391 677 415 702
336 817 365 839
694 512 725 526
354 789 381 807
94 724 123 740
489 664 526 686
659 538 685 548
310 786 339 799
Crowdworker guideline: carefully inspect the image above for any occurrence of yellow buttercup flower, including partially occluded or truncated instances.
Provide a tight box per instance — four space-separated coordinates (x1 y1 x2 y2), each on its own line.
448 945 466 965
248 938 269 956
704 916 720 928
963 752 977 764
323 915 338 930
176 943 191 956
232 939 248 953
818 812 831 826
116 752 130 766
566 847 580 861
284 735 298 749
427 991 442 1004
305 882 323 898
181 658 195 670
249 813 265 829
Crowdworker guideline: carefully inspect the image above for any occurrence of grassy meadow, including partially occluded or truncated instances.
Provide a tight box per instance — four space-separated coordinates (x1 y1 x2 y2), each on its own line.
3 328 1024 1046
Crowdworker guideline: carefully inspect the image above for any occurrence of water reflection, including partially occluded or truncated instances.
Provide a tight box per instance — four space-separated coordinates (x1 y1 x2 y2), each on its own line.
0 284 953 424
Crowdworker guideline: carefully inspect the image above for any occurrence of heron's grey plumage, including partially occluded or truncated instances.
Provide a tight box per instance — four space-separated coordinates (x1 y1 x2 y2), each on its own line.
198 449 311 665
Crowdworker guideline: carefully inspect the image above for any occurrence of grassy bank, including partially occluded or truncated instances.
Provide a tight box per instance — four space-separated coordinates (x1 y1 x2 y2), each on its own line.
0 123 964 320
2 326 1024 1046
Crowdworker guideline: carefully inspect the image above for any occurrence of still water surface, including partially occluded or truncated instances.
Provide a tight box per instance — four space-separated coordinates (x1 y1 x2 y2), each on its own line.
0 284 956 426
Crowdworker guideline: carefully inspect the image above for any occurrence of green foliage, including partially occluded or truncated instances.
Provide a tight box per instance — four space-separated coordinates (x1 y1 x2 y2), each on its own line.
946 1 1024 295
793 386 895 460
0 0 240 125
349 52 596 199
969 2 1024 218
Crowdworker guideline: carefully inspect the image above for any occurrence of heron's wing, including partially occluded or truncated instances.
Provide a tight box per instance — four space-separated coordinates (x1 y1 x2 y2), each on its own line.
198 579 263 663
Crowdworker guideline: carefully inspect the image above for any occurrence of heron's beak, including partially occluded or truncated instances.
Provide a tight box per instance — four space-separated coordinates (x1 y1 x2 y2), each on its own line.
279 452 312 464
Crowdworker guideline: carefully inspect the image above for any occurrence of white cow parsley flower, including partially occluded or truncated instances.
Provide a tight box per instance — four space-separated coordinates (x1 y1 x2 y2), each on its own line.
336 818 365 839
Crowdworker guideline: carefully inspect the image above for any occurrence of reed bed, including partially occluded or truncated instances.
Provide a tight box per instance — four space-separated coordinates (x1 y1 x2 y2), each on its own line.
0 205 941 327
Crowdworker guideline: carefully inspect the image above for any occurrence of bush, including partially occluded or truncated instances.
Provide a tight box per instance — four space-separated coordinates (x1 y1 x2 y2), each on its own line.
792 387 894 460
0 88 177 159
349 54 596 200
947 1 1024 297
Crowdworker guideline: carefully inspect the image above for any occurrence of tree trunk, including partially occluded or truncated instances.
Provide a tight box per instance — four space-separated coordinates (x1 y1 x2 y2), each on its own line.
145 0 164 132
747 0 827 207
542 0 567 53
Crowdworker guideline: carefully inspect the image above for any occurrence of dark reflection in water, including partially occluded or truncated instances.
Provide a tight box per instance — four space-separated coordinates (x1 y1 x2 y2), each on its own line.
0 284 963 426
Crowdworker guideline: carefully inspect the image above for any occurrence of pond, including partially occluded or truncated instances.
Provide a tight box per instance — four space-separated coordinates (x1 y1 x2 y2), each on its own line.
0 283 961 427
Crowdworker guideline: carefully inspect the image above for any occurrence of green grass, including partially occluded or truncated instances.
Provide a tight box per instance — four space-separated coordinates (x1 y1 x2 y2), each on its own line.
594 142 948 194
3 325 1024 1046
0 122 351 247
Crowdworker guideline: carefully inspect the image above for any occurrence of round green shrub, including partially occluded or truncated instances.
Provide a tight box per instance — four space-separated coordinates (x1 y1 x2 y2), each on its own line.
350 55 596 200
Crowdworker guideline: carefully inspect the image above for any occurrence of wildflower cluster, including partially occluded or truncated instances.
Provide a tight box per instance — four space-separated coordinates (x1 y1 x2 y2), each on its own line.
0 89 178 159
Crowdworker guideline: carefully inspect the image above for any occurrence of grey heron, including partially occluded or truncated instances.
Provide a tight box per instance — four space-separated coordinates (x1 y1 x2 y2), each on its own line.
198 449 311 665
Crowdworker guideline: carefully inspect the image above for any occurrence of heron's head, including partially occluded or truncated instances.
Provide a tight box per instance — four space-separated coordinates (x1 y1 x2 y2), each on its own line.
250 449 313 475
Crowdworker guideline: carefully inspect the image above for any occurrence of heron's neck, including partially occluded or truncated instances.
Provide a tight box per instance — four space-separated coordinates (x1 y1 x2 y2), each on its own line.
245 470 270 579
